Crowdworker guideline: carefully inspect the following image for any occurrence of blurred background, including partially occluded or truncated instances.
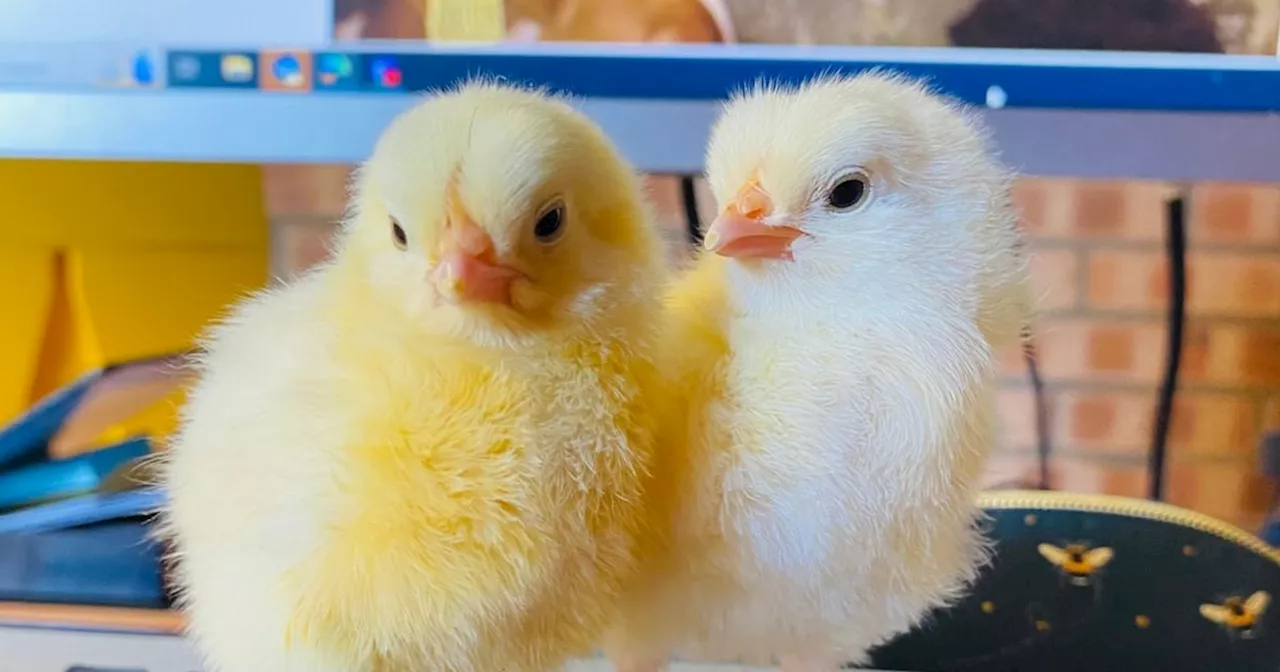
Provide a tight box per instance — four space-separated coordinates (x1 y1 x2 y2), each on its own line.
0 0 1279 668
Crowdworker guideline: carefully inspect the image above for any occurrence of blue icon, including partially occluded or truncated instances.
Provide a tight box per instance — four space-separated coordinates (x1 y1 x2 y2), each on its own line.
315 53 357 90
369 57 403 90
172 55 201 82
131 52 153 86
272 54 304 87
167 52 257 89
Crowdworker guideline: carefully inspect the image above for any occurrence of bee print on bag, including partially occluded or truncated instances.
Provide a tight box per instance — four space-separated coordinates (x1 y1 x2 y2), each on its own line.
1200 591 1270 639
1037 543 1115 588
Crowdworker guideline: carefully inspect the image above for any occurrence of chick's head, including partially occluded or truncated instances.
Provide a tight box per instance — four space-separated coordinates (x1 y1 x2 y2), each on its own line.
703 73 1029 339
340 81 662 341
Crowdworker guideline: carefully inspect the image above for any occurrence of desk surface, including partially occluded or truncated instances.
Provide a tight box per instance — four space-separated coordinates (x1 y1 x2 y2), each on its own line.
0 602 182 634
0 604 900 671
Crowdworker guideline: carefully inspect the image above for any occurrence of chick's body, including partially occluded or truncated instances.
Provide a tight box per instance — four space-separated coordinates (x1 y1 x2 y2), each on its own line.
161 83 668 672
609 74 1030 669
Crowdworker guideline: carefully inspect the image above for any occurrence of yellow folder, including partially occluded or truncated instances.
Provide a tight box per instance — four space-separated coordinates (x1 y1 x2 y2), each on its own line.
0 159 269 451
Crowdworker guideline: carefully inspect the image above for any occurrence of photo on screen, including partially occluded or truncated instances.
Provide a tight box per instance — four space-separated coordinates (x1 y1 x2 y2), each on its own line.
332 0 1279 54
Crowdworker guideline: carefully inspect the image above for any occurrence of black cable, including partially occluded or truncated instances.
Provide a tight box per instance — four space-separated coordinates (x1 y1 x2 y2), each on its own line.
680 176 703 246
1024 333 1052 490
1149 195 1188 501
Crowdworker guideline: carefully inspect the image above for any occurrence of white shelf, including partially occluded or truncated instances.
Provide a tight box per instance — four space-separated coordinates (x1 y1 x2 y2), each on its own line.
2 89 1277 182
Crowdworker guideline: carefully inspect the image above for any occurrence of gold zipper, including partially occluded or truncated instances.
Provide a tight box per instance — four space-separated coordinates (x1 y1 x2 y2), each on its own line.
979 489 1280 566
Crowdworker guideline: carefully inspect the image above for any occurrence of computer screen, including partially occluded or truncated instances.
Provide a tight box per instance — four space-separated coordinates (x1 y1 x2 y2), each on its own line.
4 0 331 45
330 0 1279 55
19 0 1268 54
3 0 1275 180
8 0 1280 72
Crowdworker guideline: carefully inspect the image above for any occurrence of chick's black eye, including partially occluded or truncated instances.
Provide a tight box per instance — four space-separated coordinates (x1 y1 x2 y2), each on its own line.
391 217 408 250
533 203 565 243
827 173 870 211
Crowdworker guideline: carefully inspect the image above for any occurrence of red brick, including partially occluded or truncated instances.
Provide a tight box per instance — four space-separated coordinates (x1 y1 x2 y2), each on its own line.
1072 182 1127 237
1190 183 1280 245
272 218 340 278
1120 181 1180 241
1058 390 1257 458
986 455 1270 519
1086 325 1135 372
982 455 1149 496
1014 179 1173 241
1263 397 1280 432
1011 179 1050 235
1086 249 1161 312
1179 322 1212 380
1066 180 1173 241
1048 457 1149 498
997 342 1029 381
1182 254 1280 317
1027 248 1078 312
986 456 1150 496
643 174 684 232
1032 319 1280 388
982 451 1041 490
1187 324 1280 388
645 176 708 265
1171 395 1259 457
1034 318 1167 383
1167 459 1270 530
1064 392 1133 447
1237 328 1280 387
1087 249 1280 318
997 386 1041 450
262 164 353 218
1012 178 1080 238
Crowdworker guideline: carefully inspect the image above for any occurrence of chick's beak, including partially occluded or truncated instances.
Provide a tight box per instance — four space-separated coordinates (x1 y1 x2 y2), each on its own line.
703 179 803 261
430 206 520 305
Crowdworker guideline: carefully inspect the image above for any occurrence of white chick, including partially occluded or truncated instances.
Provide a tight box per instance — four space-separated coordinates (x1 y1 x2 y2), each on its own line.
606 73 1031 671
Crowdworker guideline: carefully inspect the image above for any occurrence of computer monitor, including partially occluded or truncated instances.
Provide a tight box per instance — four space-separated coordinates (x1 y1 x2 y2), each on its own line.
0 0 1277 180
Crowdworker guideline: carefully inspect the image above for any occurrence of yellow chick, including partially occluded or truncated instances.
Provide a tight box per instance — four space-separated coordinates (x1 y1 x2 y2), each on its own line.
606 73 1031 671
158 81 669 672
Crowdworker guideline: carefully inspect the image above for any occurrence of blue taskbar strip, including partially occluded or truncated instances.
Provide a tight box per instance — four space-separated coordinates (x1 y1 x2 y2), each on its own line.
4 44 1275 179
161 44 1280 113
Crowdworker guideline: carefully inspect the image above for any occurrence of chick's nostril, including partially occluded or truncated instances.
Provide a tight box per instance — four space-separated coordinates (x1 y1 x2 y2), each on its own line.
457 227 493 257
730 181 773 220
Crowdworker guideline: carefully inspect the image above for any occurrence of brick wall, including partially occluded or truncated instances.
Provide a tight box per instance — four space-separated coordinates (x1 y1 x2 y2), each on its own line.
263 165 1280 530
999 179 1280 530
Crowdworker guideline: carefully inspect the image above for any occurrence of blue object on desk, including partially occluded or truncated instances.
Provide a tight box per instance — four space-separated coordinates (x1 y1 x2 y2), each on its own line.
0 438 151 512
0 519 167 608
0 490 167 607
0 489 163 535
0 370 100 471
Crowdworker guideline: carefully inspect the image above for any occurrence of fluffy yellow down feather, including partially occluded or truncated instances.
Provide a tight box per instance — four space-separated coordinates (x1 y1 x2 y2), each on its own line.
159 81 669 672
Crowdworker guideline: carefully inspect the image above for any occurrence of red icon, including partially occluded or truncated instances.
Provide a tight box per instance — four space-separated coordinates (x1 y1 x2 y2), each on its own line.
370 57 404 90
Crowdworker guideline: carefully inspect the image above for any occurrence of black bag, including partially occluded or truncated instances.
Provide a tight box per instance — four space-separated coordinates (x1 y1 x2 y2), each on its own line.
865 490 1280 672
